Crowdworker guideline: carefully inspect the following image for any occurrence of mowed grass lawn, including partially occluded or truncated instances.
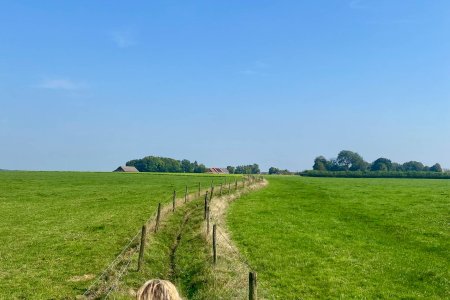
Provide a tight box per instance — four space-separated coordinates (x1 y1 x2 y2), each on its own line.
227 176 449 299
0 171 229 299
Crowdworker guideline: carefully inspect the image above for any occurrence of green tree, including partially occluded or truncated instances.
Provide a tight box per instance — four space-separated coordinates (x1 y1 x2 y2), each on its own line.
328 158 344 171
402 161 425 171
251 164 260 174
391 162 403 172
193 163 206 173
313 156 328 171
181 159 193 173
336 150 367 171
234 164 260 174
226 166 235 174
269 167 280 174
430 163 443 172
371 158 392 171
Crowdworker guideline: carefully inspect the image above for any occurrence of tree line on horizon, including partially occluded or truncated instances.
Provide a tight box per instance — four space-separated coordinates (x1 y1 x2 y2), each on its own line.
126 156 207 173
126 156 260 174
268 167 293 175
312 150 443 173
226 164 260 174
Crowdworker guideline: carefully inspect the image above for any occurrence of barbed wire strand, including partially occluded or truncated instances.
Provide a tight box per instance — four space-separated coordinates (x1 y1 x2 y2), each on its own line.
104 252 135 299
216 228 252 269
82 229 141 297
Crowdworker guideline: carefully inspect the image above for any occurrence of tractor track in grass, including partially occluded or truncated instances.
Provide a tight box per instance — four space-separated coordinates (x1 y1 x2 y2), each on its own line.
169 208 194 279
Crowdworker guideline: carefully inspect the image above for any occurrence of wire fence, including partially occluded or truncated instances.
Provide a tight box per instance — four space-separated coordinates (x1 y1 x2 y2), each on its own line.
80 176 264 299
81 188 198 298
205 175 265 299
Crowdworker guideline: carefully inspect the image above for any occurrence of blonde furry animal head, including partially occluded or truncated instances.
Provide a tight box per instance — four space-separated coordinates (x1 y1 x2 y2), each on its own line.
136 279 181 300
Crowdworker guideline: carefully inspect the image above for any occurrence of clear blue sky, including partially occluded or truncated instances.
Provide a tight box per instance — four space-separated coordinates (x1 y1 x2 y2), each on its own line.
1 0 449 171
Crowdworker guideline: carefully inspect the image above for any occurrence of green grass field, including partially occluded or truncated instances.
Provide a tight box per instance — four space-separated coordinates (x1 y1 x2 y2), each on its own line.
2 173 449 299
0 171 231 299
227 176 450 299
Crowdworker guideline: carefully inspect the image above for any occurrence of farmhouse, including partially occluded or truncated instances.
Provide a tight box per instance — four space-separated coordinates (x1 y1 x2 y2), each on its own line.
207 167 229 174
113 166 139 172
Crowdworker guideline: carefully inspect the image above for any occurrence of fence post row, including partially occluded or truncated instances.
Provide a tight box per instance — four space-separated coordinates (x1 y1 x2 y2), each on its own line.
128 179 261 293
212 224 217 265
155 203 161 233
249 272 257 300
138 179 260 286
137 225 147 271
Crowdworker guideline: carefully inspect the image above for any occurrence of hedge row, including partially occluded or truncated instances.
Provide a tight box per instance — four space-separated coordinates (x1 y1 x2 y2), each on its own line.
299 170 450 179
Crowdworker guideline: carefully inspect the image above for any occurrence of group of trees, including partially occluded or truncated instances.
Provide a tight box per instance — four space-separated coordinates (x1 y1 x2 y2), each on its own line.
125 156 261 174
313 150 443 173
126 156 207 173
268 167 292 175
227 164 260 174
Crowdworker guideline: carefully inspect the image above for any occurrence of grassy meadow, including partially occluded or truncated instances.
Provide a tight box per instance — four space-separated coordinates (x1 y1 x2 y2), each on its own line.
227 176 450 299
0 171 232 298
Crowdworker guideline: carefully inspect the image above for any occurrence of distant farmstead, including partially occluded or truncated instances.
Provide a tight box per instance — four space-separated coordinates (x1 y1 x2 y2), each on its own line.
207 167 229 174
113 166 139 172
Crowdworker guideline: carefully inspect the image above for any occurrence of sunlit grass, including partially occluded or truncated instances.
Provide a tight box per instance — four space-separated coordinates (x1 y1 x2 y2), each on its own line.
227 176 450 299
0 171 230 298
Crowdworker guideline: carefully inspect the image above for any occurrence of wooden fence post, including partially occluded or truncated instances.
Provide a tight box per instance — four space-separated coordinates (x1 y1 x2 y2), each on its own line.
198 182 201 198
185 185 188 203
249 272 257 300
213 224 217 265
204 191 209 220
210 186 214 201
137 225 147 271
172 190 176 212
155 203 161 233
235 179 238 190
220 183 223 196
228 182 231 194
206 206 210 235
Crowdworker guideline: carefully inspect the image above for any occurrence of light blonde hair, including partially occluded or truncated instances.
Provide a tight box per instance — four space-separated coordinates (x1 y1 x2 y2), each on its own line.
136 279 182 300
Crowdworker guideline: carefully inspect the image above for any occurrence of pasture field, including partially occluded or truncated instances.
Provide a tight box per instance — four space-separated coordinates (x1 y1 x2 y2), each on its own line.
0 171 232 298
227 176 450 299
